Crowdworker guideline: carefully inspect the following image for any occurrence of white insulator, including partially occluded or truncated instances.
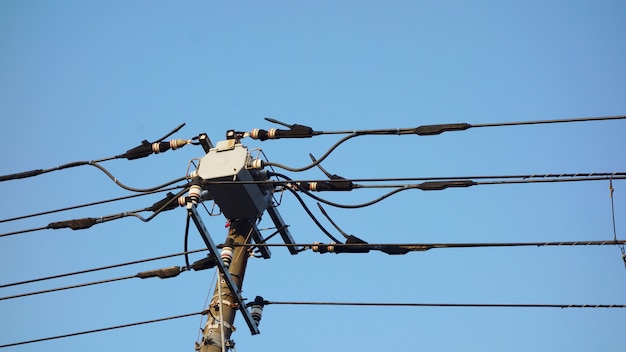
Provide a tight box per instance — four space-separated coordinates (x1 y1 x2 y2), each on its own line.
221 247 234 268
251 305 263 326
249 158 264 169
268 128 277 139
152 142 161 153
250 128 260 139
188 185 202 203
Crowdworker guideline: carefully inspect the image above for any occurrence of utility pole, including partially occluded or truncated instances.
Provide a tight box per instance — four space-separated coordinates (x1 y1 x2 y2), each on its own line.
189 136 298 351
198 219 254 352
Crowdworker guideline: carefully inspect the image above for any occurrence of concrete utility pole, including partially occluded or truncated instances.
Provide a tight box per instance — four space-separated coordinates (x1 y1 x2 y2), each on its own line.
198 219 254 352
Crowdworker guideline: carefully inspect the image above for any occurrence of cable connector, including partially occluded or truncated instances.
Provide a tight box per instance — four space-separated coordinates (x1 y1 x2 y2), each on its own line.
249 118 319 141
123 139 190 160
47 218 99 230
136 266 182 279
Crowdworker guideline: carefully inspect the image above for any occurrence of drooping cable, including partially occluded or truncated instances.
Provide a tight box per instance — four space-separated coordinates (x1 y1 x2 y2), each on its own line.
0 310 208 348
263 300 626 309
88 162 189 193
0 123 191 183
608 178 626 269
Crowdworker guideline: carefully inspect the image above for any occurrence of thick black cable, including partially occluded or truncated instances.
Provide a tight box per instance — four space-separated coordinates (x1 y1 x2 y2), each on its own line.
142 187 189 222
0 186 182 224
0 248 208 289
284 187 342 243
236 239 626 250
0 158 117 182
263 133 360 172
470 114 626 129
204 172 626 187
0 209 147 239
0 187 189 239
0 310 207 348
0 275 136 301
88 162 188 193
292 114 626 136
184 213 192 271
264 301 626 309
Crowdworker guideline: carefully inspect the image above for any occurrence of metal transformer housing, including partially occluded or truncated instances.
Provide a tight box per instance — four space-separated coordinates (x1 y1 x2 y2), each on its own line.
197 140 272 220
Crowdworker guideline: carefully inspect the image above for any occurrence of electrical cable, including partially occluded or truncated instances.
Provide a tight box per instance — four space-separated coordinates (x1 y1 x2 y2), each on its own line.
252 115 626 171
263 300 626 309
0 257 218 301
283 187 342 243
0 275 136 301
0 248 208 289
88 162 189 193
203 172 626 187
0 186 182 224
234 239 626 253
0 123 191 183
0 310 208 348
255 114 626 138
184 213 192 270
608 178 626 269
263 133 360 172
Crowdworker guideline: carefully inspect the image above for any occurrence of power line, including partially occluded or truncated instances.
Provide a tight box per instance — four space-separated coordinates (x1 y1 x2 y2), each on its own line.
0 123 192 183
0 255 217 301
0 275 136 301
0 186 182 224
238 239 626 254
0 248 208 289
0 310 208 348
264 300 626 309
0 187 190 239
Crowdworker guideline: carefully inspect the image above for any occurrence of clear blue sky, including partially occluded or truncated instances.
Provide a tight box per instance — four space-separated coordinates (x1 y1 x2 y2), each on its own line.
1 1 625 351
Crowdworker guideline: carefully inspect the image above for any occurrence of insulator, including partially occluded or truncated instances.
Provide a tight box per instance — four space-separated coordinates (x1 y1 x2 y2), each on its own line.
221 246 234 268
249 158 264 169
188 184 202 204
250 296 265 326
169 139 188 150
311 241 335 253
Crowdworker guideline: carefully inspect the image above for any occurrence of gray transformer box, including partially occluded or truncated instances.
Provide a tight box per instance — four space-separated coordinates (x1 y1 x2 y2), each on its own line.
197 140 272 220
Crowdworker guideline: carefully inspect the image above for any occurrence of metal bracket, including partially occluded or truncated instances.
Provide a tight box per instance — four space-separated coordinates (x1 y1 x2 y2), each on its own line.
187 204 260 335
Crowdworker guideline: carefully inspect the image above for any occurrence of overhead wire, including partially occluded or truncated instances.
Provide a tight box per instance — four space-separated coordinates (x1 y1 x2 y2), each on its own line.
0 254 217 301
263 300 626 309
0 123 190 183
0 187 190 239
252 115 626 172
0 310 208 349
234 239 626 253
0 186 183 224
0 248 208 289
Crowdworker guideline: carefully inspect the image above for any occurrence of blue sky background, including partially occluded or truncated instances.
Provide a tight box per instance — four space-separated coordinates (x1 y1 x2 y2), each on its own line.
1 1 625 351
